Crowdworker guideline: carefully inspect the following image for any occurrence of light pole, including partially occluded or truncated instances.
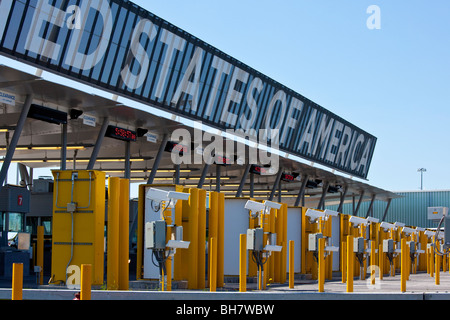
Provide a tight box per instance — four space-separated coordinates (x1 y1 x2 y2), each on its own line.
417 168 426 190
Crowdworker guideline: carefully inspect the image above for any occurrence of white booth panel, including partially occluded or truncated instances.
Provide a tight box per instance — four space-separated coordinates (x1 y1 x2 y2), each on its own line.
286 207 302 273
223 198 250 276
331 215 340 271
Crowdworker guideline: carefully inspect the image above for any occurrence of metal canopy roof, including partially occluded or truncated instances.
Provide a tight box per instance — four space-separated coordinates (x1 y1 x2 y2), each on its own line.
0 65 399 208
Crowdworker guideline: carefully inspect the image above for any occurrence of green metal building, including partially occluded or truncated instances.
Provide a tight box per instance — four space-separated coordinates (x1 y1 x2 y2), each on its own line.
326 190 450 229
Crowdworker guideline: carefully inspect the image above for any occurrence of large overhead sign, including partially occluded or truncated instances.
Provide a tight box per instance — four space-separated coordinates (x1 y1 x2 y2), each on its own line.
0 0 376 179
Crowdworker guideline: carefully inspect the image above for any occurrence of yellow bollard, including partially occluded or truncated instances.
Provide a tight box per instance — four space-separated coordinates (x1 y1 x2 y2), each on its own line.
187 188 199 289
210 237 217 292
12 263 23 300
80 264 91 300
379 244 383 280
217 192 225 288
371 241 376 285
36 225 44 285
318 237 325 292
346 235 353 293
198 189 207 289
107 177 120 290
289 240 295 289
436 241 440 286
119 179 129 291
166 257 172 292
239 234 247 292
401 238 407 292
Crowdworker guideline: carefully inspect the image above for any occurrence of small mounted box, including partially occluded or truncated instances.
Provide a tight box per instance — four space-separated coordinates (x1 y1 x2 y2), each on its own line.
247 228 264 251
428 207 448 221
308 233 323 252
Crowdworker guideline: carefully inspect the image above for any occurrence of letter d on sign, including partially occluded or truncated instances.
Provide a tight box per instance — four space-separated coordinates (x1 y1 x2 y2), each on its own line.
366 5 381 30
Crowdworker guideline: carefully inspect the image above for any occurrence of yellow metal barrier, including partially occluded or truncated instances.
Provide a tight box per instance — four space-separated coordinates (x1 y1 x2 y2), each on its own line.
217 192 225 288
346 235 353 293
107 177 120 290
51 170 105 286
12 263 23 300
239 234 246 292
435 240 440 285
81 264 91 300
119 179 129 290
318 237 325 293
401 238 407 292
210 237 217 292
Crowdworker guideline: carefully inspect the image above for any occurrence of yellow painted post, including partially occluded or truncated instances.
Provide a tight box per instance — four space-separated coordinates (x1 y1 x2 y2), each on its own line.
436 241 440 286
107 177 120 290
401 238 407 292
318 237 325 293
36 225 44 285
12 263 23 300
217 192 225 288
281 203 288 284
136 185 146 280
188 188 199 289
210 237 217 292
198 189 207 289
173 186 184 281
346 235 353 293
371 241 376 285
166 257 172 291
430 246 434 278
239 234 247 292
379 244 383 280
208 192 218 287
289 240 294 289
80 264 91 300
119 179 129 291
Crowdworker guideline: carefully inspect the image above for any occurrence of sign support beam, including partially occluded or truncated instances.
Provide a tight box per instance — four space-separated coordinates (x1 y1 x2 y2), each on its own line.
0 94 33 187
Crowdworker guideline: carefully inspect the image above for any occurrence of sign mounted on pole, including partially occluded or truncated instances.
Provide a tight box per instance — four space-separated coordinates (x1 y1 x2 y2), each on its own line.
0 0 377 179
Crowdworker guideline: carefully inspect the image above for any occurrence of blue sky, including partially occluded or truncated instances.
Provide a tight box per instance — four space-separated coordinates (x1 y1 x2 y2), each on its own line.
132 0 450 191
2 1 450 192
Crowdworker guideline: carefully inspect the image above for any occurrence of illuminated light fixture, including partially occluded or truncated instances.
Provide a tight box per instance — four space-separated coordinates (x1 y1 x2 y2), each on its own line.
4 157 148 163
0 145 89 151
0 129 8 133
241 190 289 194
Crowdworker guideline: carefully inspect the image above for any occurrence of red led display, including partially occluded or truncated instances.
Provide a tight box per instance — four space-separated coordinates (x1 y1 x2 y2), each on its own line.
105 125 137 142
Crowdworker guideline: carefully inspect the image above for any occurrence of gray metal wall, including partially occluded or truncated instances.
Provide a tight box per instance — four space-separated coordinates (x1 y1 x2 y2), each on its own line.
326 190 450 229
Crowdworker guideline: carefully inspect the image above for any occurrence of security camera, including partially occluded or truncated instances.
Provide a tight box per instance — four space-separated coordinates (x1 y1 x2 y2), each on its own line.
263 200 282 210
402 227 415 235
245 200 282 218
349 216 367 227
245 200 266 217
367 217 379 224
305 209 325 222
380 222 395 231
146 188 190 210
424 230 435 238
324 209 339 218
394 222 405 228
168 191 190 201
146 188 171 203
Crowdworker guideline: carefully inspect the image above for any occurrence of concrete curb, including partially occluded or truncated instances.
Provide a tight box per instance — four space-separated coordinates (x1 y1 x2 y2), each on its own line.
1 288 448 300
